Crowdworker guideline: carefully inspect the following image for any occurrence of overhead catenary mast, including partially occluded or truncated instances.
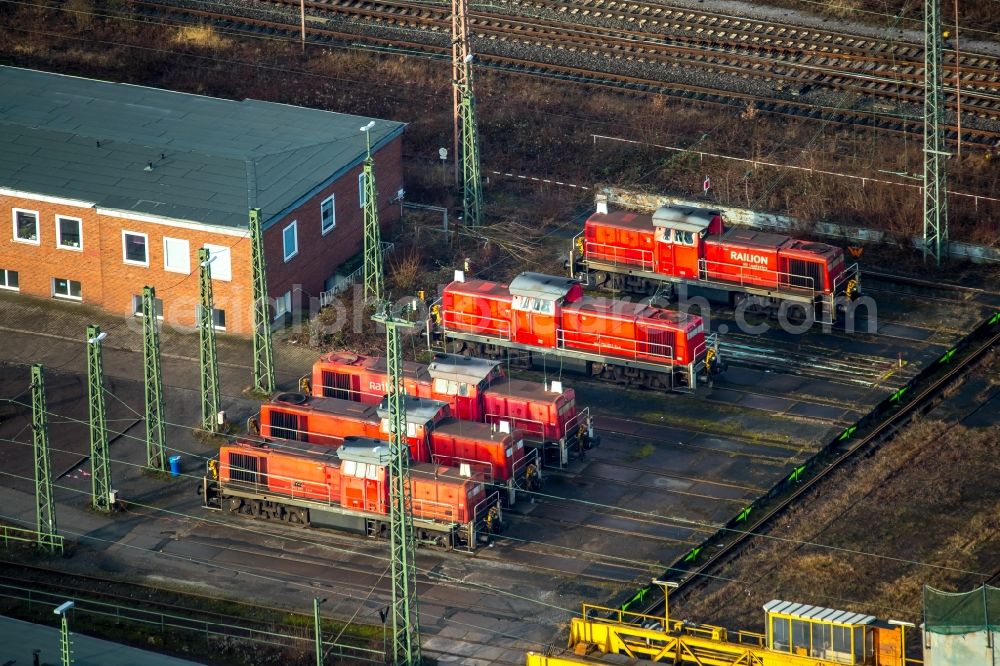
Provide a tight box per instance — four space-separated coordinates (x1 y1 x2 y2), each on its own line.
249 208 276 395
361 121 385 304
198 248 221 432
142 286 167 471
372 303 422 666
923 0 949 265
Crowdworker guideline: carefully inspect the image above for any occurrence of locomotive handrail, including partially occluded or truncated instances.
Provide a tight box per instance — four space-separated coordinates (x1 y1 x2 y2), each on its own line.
557 327 679 363
563 405 593 444
431 454 495 483
510 444 539 483
831 262 860 295
443 311 512 340
470 490 503 525
484 412 546 439
556 324 677 365
583 240 655 271
219 466 336 506
698 258 818 296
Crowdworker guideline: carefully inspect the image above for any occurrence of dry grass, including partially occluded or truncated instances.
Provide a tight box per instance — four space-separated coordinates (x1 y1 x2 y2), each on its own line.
674 399 1000 633
170 24 232 50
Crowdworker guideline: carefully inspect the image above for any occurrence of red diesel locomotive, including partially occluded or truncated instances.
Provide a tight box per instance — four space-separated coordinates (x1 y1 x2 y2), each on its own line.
202 436 502 551
571 204 861 325
432 271 719 391
253 392 539 503
308 351 597 466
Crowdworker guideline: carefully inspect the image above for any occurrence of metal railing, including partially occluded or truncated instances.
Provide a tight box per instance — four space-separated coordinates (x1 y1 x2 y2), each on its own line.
0 581 384 662
319 241 395 307
582 239 655 271
443 311 512 340
0 525 64 555
556 327 679 363
698 257 818 295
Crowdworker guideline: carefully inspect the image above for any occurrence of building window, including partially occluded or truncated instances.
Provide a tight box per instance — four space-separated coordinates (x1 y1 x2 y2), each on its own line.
13 209 39 244
163 237 190 274
0 269 19 291
52 278 82 300
123 231 149 265
274 290 292 320
358 173 366 208
197 305 227 330
283 221 298 262
320 195 336 234
56 216 83 250
132 294 164 318
202 244 232 281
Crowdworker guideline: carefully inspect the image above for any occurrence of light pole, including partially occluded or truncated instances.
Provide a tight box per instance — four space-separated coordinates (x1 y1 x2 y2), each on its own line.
652 579 679 629
54 600 74 666
314 597 327 666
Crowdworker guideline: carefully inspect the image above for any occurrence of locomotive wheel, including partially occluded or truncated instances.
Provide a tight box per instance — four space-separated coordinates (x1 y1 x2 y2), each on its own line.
593 271 612 289
226 497 242 514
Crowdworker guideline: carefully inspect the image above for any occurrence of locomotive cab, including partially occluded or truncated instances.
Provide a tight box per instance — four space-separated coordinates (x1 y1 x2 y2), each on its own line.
427 353 502 420
651 206 723 279
509 272 584 348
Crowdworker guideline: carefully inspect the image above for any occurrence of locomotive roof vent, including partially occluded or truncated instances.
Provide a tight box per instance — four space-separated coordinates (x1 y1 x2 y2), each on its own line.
275 392 308 405
652 205 717 232
800 242 832 253
327 351 361 365
510 272 583 303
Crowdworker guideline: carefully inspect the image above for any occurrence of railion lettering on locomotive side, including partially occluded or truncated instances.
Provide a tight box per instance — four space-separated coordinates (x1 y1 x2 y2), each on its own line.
369 380 387 394
729 251 769 266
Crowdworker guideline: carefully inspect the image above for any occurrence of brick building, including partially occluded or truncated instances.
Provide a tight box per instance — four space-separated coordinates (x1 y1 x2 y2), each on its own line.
0 66 405 334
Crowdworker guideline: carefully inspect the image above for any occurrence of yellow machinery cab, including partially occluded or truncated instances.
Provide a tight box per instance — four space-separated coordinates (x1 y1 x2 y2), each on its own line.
764 599 905 666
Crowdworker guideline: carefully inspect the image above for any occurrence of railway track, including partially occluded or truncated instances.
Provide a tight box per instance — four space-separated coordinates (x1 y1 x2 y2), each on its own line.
649 310 1000 611
123 0 1000 147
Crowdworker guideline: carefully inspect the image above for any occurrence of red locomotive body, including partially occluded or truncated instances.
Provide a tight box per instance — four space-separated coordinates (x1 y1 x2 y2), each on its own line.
310 351 597 465
256 393 442 463
254 392 537 503
437 272 715 391
574 205 860 324
204 436 501 551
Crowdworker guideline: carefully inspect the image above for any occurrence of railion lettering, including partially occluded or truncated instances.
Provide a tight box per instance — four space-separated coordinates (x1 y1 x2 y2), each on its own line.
368 380 387 394
729 251 769 266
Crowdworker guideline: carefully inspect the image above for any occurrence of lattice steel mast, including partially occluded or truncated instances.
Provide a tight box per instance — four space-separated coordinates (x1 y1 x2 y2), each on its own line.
198 248 221 432
249 208 275 394
452 0 472 186
372 304 422 666
361 122 384 304
457 54 484 228
86 325 112 512
923 0 949 265
31 364 59 551
142 286 167 471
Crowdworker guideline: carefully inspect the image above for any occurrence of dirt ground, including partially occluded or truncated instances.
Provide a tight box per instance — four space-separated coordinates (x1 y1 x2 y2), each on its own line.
673 352 1000 636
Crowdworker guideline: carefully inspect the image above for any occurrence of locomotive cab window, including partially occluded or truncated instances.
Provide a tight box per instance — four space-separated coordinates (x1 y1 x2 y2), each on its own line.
677 230 696 246
433 378 448 394
342 460 356 477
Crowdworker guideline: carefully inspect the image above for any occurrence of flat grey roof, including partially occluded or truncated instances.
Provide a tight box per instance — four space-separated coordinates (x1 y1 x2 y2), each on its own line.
0 67 406 229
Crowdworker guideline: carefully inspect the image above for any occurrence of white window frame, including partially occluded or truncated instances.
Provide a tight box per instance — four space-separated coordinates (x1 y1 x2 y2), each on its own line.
283 221 298 262
163 237 191 274
122 230 149 266
52 277 82 301
202 244 232 282
0 269 19 291
132 294 164 319
274 290 291 320
358 173 366 208
320 194 336 235
55 215 83 251
12 208 40 245
196 305 227 331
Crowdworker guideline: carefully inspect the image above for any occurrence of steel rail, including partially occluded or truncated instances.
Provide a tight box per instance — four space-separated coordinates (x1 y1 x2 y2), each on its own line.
659 322 1000 605
129 1 1000 147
